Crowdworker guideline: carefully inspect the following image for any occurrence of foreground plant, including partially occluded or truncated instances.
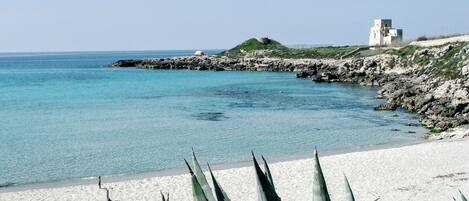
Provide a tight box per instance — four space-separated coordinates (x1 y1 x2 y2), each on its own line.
185 159 209 201
208 163 231 201
252 151 281 201
312 148 331 201
192 149 217 201
460 189 468 201
161 191 170 201
343 174 355 201
186 149 231 201
262 155 275 189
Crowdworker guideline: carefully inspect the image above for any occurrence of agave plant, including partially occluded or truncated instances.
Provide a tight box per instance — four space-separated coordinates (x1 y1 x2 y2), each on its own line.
252 151 281 201
343 174 355 201
192 149 217 201
186 149 231 201
460 190 468 201
312 148 331 201
161 191 170 201
207 163 231 201
185 159 209 201
103 187 113 201
261 155 275 189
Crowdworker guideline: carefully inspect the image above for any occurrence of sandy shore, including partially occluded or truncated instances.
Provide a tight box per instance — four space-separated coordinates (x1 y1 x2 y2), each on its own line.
1 139 469 201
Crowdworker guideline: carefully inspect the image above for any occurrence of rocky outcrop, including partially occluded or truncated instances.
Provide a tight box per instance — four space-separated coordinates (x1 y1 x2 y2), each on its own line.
108 43 469 134
108 56 338 72
297 44 469 133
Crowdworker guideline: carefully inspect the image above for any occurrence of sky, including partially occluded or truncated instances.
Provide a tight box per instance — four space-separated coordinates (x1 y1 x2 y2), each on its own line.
1 0 469 52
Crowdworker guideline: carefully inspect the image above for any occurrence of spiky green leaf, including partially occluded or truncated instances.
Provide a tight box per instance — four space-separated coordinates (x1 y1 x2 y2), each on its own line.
253 152 281 201
192 149 216 201
262 155 274 188
312 148 331 201
343 174 355 201
160 191 169 201
460 190 468 201
185 159 209 201
208 163 231 201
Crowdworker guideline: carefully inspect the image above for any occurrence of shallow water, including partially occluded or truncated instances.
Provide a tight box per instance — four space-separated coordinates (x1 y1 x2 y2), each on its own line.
0 50 426 186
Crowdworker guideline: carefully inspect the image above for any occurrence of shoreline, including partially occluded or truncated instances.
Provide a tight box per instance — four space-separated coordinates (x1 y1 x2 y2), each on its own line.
2 138 469 201
0 138 425 193
107 41 469 134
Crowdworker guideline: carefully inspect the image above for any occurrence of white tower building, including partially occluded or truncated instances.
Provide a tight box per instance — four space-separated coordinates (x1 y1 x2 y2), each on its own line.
369 19 403 46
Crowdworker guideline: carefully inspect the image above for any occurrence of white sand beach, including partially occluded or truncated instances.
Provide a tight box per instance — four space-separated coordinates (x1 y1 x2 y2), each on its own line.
1 139 469 201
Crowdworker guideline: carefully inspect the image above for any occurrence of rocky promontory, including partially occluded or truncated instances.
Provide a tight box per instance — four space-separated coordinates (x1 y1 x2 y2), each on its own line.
107 56 337 72
108 40 469 138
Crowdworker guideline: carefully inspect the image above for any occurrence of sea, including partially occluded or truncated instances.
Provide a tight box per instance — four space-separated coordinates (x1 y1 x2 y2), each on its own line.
0 50 426 187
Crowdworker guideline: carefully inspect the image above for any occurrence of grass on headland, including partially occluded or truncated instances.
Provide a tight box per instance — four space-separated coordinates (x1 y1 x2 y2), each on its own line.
220 38 288 57
221 38 469 79
429 42 468 79
266 46 364 59
220 38 364 59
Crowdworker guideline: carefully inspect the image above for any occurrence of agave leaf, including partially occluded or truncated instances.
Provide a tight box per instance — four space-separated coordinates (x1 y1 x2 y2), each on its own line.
160 191 169 201
208 163 231 201
261 155 274 188
185 159 209 201
192 149 216 201
252 152 281 201
343 174 355 201
104 188 112 201
312 148 331 201
460 190 468 201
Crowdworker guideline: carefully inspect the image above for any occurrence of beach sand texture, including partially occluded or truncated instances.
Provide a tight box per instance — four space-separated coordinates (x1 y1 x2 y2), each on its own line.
1 139 469 201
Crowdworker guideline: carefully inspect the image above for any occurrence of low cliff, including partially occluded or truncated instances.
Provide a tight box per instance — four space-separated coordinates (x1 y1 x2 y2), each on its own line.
299 43 469 136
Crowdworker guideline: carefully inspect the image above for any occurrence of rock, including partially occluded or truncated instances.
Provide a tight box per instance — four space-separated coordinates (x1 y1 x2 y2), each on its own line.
107 42 469 135
194 50 205 56
296 70 314 78
462 65 469 76
374 102 398 111
107 59 141 67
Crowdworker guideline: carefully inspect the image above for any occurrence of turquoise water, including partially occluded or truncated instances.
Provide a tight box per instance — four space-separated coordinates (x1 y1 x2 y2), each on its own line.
0 50 426 186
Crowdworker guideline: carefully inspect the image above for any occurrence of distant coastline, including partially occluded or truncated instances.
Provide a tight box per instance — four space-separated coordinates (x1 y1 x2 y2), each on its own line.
108 36 469 138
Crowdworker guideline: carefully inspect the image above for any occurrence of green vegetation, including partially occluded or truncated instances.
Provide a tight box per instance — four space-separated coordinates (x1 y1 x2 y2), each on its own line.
429 42 468 79
356 48 388 57
312 148 332 201
266 46 364 59
220 38 288 57
388 45 422 57
430 127 442 133
220 38 364 59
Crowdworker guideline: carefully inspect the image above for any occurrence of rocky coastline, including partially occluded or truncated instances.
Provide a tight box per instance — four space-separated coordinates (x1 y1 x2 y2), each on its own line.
108 43 469 138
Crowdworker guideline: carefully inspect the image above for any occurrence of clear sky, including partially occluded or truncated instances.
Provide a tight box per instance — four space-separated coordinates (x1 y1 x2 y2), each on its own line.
1 0 469 52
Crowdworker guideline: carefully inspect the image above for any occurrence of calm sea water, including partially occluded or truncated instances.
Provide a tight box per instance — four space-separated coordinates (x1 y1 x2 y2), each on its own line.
0 50 426 186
